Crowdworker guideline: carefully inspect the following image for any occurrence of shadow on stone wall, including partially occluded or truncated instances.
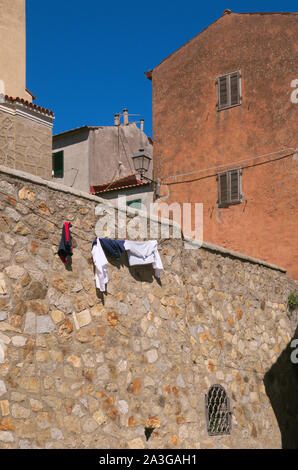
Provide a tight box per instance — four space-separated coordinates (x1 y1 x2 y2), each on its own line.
94 253 162 305
108 253 162 284
264 322 298 449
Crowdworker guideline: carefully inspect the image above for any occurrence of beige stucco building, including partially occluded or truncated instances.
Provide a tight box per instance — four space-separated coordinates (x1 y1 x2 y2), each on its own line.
53 112 154 209
0 0 54 179
0 0 32 101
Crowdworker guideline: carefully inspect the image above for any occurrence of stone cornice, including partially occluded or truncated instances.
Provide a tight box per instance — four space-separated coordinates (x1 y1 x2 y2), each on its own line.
0 100 53 128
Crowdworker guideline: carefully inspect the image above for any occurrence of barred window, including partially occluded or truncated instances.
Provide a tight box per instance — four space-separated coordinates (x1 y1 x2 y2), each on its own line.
217 71 241 110
205 384 231 435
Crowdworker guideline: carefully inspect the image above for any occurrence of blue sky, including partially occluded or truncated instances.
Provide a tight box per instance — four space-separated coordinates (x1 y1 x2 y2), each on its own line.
26 0 297 138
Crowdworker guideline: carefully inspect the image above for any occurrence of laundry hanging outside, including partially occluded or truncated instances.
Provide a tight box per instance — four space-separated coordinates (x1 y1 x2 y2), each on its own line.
92 238 164 292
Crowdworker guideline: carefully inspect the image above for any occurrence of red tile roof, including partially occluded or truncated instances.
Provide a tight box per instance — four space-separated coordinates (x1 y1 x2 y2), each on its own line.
90 174 150 194
4 95 54 117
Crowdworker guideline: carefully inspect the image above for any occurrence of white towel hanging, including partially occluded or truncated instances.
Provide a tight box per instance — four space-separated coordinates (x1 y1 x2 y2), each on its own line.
124 240 163 278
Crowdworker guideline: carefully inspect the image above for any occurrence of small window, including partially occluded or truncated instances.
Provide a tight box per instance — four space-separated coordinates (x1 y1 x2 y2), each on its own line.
217 71 241 110
126 199 142 209
205 384 231 436
217 168 242 207
52 150 64 178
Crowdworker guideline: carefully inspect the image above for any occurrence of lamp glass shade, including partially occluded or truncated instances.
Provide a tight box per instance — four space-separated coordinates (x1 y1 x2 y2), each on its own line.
132 150 151 174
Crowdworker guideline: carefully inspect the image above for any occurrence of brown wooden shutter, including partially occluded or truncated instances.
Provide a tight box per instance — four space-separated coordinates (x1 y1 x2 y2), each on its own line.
230 72 240 106
218 76 228 109
218 173 228 204
230 169 240 201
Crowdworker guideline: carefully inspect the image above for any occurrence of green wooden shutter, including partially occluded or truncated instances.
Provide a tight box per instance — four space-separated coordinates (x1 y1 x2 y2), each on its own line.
52 151 64 177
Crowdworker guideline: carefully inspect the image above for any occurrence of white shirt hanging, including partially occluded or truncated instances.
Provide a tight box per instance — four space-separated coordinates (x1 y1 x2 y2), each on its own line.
92 238 108 291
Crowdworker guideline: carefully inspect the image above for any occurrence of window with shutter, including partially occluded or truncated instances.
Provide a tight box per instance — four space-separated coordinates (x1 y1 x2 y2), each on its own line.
52 151 64 178
230 170 240 201
230 72 240 106
219 76 228 109
218 173 228 205
217 168 242 207
217 71 241 110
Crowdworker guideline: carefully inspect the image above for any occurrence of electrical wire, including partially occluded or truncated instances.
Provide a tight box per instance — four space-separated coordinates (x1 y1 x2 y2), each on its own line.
158 146 296 187
95 125 135 194
165 150 296 186
119 127 134 173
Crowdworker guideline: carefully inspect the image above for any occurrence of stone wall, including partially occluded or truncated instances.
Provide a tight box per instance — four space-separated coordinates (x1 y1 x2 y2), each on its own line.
0 165 297 449
0 109 53 180
0 112 15 170
14 115 52 180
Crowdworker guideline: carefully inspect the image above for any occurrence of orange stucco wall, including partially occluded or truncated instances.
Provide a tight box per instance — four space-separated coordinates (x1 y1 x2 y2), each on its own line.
151 12 298 279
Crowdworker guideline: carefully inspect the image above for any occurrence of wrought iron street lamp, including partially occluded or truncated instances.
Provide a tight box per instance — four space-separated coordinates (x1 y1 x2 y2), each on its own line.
132 149 152 179
131 149 160 198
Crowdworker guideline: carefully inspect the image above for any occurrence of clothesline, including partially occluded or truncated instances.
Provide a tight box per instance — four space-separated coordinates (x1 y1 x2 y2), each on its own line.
92 237 164 292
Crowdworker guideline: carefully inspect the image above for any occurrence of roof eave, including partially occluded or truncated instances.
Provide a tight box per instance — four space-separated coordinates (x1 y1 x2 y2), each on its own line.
4 95 54 117
91 181 151 195
145 71 153 81
53 126 103 139
147 11 298 73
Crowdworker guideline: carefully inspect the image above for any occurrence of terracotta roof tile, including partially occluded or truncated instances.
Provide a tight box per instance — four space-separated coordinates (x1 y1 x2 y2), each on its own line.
90 174 150 194
4 95 54 117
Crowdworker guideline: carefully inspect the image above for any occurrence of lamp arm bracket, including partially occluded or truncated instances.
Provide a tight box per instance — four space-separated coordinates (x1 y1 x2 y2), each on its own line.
141 175 155 183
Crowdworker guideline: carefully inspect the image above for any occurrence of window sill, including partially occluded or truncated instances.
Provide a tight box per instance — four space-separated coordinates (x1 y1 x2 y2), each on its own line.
217 102 242 112
217 200 242 208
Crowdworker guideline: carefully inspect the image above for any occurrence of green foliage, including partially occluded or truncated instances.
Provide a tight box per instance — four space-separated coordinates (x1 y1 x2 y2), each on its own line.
288 292 298 311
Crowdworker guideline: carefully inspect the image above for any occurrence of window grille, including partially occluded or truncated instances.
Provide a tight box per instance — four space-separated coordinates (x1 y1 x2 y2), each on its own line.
205 384 231 436
217 71 241 110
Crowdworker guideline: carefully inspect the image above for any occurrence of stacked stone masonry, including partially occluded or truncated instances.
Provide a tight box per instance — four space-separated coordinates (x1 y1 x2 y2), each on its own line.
0 167 297 449
0 109 52 180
